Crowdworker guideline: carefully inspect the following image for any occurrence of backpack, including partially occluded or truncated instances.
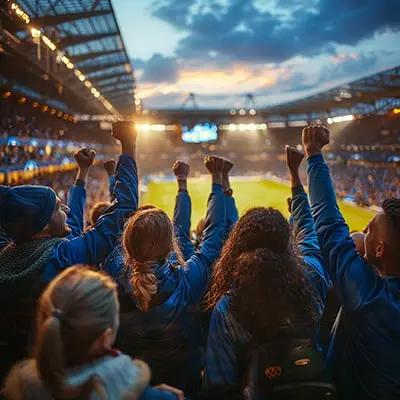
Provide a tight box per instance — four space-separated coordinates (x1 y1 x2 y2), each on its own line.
242 336 336 400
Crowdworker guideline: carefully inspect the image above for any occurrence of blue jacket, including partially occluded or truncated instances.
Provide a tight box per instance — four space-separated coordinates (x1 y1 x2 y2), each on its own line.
0 155 138 281
115 183 226 393
66 181 86 237
307 154 400 400
204 185 328 391
173 190 239 261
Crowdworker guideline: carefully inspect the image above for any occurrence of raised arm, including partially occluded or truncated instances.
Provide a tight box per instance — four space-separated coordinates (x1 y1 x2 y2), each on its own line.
303 125 383 311
172 160 195 260
66 148 95 236
184 156 226 303
104 159 116 200
286 145 329 299
53 122 138 270
222 159 239 234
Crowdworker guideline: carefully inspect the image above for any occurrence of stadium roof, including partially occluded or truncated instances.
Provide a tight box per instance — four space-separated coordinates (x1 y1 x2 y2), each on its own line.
146 65 400 123
12 0 135 117
265 65 400 116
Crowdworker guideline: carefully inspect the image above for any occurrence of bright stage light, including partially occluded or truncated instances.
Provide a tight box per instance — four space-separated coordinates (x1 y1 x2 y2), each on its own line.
327 114 354 124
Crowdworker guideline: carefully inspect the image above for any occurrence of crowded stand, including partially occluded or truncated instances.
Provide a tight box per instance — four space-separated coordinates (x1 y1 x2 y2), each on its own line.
2 0 400 399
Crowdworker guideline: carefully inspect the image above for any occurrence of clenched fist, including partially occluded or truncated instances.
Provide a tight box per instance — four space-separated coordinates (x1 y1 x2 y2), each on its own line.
302 125 329 158
74 148 96 169
172 161 190 180
285 145 304 173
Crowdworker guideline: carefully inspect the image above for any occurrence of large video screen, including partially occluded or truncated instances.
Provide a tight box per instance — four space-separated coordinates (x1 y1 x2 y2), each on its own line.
181 123 218 143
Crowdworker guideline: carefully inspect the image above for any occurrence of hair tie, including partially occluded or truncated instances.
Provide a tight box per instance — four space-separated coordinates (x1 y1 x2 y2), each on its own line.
52 308 63 320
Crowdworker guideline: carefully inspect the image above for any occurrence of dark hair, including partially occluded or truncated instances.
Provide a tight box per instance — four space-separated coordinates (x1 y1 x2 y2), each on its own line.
206 207 319 340
90 201 111 225
382 198 400 234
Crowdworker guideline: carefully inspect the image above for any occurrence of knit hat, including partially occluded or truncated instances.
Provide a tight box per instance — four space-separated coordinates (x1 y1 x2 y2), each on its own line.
0 185 57 241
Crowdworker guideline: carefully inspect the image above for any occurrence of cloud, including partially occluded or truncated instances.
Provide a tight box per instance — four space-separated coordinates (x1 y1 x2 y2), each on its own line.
319 52 380 82
133 53 179 83
151 0 400 64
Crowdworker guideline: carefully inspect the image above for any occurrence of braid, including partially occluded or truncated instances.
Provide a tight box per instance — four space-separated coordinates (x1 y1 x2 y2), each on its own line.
129 259 158 312
382 198 400 232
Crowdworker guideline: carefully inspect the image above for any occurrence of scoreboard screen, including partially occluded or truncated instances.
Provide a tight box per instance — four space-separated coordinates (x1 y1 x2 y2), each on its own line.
181 123 218 143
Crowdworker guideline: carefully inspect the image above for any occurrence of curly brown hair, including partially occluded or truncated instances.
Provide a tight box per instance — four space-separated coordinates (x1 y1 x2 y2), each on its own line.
205 207 319 340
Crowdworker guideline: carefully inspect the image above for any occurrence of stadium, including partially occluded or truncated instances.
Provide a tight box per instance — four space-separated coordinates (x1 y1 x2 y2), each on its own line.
1 1 400 399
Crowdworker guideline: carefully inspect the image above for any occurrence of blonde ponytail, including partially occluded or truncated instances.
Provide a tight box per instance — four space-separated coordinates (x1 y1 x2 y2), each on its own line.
36 312 103 399
130 260 158 312
123 208 176 312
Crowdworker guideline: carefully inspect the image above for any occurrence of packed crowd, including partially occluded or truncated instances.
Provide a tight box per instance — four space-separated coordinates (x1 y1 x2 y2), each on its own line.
0 123 399 400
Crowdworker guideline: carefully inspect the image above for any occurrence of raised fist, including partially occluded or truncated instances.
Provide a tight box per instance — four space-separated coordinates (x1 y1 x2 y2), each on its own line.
103 159 116 176
74 148 96 169
222 159 234 175
204 156 224 175
172 161 190 180
112 121 137 144
302 125 329 158
285 145 304 173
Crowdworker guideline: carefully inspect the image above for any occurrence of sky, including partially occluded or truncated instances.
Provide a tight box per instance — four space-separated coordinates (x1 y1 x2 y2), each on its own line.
113 0 400 109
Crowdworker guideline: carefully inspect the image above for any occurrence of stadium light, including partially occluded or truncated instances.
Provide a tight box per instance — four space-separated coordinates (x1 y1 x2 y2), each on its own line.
10 2 30 24
288 120 308 127
327 114 354 124
10 2 123 119
268 122 286 128
30 28 41 39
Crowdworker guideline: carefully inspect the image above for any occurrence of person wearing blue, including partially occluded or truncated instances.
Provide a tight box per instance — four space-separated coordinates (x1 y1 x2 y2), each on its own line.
303 125 400 399
203 146 329 399
173 159 239 259
87 159 117 227
115 156 227 397
64 148 96 237
0 121 138 380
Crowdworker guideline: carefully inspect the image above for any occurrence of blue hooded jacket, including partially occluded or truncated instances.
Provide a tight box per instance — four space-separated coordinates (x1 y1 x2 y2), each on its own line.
307 154 400 400
115 183 226 394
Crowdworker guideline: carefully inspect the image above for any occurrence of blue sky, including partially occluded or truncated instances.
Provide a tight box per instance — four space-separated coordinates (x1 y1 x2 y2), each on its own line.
113 0 400 109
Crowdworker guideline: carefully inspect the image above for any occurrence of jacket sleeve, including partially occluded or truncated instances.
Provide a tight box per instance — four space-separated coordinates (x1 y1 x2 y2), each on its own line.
307 154 384 312
225 194 239 234
204 300 244 391
290 185 330 301
173 190 195 260
52 154 138 270
108 175 116 200
66 181 86 237
184 183 226 304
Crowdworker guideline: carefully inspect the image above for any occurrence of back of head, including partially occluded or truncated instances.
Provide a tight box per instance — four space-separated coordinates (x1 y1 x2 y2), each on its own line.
229 248 318 342
123 208 173 312
90 201 111 225
0 185 56 243
33 266 118 398
206 207 291 309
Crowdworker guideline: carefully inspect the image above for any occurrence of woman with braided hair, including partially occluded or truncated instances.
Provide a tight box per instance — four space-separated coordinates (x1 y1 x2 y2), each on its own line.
115 156 227 397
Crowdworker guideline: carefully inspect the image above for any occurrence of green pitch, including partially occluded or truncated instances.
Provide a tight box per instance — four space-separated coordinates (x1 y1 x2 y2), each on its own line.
141 177 375 232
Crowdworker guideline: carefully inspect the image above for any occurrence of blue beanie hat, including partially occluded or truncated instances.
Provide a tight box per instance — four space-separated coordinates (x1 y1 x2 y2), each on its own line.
0 185 57 241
